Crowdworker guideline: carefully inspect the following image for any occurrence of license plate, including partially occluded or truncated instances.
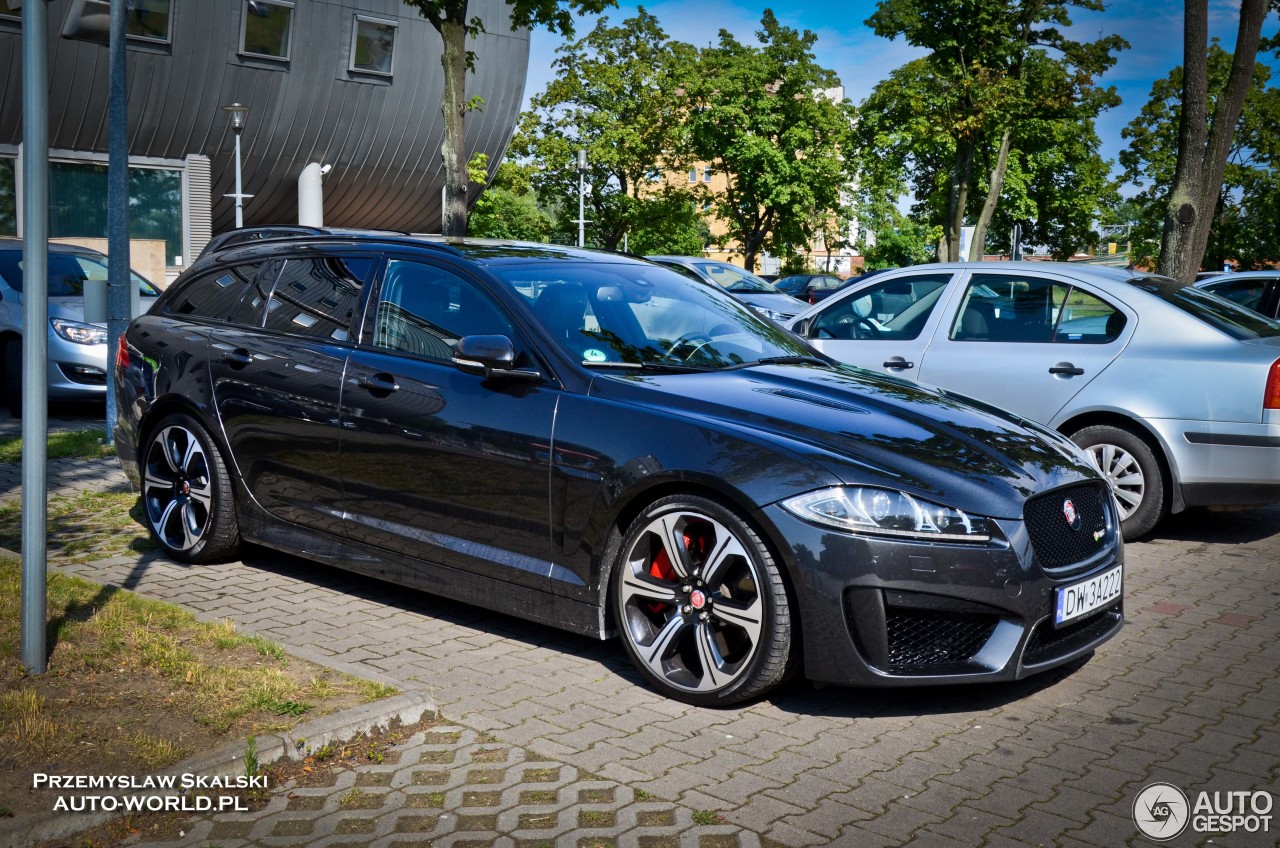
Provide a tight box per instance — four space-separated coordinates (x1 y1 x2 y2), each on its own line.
1054 564 1122 627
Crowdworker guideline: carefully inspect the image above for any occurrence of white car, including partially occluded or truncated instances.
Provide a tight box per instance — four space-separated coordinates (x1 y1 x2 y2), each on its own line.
786 261 1280 539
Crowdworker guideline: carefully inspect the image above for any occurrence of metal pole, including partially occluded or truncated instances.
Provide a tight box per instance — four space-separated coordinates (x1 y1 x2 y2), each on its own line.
22 0 50 675
105 0 130 450
233 129 244 228
577 149 586 249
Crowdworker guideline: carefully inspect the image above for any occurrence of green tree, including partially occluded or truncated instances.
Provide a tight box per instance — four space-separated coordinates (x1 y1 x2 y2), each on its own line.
1155 0 1275 281
513 8 698 251
682 10 854 271
403 0 615 241
858 208 936 269
468 161 555 241
865 0 1125 260
1124 39 1280 273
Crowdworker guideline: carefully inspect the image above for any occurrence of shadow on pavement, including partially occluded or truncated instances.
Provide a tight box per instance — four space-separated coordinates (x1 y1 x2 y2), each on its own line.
1144 504 1280 545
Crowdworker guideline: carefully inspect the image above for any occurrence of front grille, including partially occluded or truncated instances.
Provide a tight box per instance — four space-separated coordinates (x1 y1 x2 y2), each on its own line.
1024 604 1122 665
886 610 998 671
1023 483 1111 572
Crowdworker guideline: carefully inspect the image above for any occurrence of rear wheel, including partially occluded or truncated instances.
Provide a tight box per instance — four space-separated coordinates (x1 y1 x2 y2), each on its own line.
612 495 793 706
142 413 241 563
1071 424 1167 540
4 337 21 418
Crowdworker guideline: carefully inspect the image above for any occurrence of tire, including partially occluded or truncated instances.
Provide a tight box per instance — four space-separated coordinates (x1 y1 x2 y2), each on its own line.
611 495 793 706
4 337 21 418
1070 424 1168 541
141 413 241 563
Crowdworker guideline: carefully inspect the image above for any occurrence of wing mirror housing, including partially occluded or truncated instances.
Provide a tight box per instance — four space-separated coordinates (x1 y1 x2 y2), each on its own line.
453 335 541 381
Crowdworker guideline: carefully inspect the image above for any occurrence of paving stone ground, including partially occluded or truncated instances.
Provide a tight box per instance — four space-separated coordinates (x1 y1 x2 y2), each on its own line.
4 416 1278 847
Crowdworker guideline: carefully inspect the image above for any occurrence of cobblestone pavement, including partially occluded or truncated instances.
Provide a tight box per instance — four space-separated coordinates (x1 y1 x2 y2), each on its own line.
12 449 1280 847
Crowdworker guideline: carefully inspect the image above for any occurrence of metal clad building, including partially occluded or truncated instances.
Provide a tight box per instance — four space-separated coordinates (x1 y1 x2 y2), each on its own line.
0 0 530 277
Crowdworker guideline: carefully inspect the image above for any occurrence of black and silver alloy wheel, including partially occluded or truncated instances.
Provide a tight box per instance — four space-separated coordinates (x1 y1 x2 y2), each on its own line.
142 413 241 563
613 496 792 706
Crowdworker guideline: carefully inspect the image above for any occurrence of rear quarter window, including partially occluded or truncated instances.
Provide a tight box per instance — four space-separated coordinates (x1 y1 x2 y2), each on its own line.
162 262 272 322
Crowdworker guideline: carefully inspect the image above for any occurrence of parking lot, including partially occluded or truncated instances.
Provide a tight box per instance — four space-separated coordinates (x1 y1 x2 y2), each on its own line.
7 407 1280 846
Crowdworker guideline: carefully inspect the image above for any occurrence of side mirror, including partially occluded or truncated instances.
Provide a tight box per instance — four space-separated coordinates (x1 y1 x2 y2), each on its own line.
794 317 814 338
452 335 541 381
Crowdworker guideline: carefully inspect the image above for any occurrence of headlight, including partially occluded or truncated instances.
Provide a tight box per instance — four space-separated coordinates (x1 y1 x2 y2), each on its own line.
750 305 790 321
51 318 108 345
781 486 994 543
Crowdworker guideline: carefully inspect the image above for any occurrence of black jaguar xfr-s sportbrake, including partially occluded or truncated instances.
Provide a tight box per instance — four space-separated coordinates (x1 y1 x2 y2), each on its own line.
114 231 1123 705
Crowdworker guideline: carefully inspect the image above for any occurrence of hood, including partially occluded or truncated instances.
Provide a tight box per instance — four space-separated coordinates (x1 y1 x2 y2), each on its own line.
737 292 802 316
591 363 1100 519
48 295 157 324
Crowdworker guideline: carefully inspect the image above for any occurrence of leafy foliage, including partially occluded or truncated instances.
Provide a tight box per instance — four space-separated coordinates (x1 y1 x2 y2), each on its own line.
468 162 555 241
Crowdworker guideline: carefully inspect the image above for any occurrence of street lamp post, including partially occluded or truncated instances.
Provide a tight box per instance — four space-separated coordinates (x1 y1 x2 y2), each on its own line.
222 102 251 228
577 149 586 248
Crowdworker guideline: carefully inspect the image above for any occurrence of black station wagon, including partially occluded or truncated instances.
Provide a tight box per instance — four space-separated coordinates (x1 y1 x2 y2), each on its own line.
114 230 1123 705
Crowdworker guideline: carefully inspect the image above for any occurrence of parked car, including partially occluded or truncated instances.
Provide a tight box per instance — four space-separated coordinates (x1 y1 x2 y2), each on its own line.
116 232 1123 705
645 256 801 322
786 261 1280 539
1195 271 1280 319
0 239 159 416
773 273 844 303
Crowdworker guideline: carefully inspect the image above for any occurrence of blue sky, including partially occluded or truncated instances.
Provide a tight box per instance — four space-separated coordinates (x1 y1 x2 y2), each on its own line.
522 1 1280 178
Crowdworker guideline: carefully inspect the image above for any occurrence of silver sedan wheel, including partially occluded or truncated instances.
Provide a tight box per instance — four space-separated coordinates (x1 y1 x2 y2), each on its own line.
1087 442 1145 520
143 424 214 553
617 510 764 695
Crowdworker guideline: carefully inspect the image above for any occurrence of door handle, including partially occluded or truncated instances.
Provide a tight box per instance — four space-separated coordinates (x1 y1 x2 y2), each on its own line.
883 356 915 370
222 348 253 368
1049 362 1085 376
358 373 400 394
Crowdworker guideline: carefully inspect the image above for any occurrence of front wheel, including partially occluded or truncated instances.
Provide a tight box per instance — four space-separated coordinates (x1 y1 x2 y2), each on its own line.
142 413 241 563
611 495 793 706
1071 424 1168 541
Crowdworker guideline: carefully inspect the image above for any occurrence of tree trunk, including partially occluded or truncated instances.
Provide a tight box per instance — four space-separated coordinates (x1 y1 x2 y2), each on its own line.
942 138 976 262
439 16 469 242
969 128 1012 261
1157 0 1267 283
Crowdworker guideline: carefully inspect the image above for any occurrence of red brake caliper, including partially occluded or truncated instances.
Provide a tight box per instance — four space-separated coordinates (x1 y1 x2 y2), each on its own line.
646 527 709 613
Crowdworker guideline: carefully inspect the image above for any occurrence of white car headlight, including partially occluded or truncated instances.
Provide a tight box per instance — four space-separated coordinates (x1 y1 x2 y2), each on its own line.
781 486 994 543
51 318 108 346
750 305 790 322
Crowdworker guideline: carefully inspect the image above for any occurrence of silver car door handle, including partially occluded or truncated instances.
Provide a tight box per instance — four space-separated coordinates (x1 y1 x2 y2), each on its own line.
358 374 401 393
883 356 915 370
1049 362 1085 376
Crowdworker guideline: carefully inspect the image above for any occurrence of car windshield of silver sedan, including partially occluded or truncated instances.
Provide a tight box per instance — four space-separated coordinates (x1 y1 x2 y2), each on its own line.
490 262 822 370
1129 274 1280 340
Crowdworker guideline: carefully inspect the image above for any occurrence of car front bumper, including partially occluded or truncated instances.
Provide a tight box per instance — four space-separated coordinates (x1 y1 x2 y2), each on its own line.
47 331 110 400
759 495 1124 688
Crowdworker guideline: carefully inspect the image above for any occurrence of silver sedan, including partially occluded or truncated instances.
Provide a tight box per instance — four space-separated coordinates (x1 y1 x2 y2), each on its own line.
786 262 1280 539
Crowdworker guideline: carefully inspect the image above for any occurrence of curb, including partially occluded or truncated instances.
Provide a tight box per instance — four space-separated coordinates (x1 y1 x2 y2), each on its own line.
1 691 436 848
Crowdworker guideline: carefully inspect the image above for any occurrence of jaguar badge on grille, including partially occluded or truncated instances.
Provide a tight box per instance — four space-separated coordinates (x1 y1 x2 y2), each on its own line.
1063 498 1082 531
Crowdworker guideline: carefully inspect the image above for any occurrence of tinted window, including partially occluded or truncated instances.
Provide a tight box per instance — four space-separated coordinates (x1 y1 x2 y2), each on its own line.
815 274 950 341
372 260 515 361
1202 278 1268 312
262 257 370 341
1128 275 1280 339
0 251 158 297
164 263 266 321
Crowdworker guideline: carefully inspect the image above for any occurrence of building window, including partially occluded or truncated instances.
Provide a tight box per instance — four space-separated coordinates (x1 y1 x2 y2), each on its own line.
241 0 294 61
702 167 712 182
0 158 14 237
48 161 184 265
688 169 697 183
58 0 173 44
350 15 397 75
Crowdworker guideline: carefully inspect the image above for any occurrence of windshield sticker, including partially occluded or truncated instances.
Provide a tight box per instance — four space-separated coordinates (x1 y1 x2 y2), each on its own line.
583 348 608 362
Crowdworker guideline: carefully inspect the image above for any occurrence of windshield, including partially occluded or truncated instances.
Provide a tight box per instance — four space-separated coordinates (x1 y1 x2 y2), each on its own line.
1127 274 1280 339
489 261 818 370
691 261 779 293
0 251 159 298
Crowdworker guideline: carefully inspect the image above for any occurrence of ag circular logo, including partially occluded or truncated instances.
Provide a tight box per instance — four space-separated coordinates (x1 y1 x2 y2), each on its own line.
1063 498 1082 531
1133 782 1190 841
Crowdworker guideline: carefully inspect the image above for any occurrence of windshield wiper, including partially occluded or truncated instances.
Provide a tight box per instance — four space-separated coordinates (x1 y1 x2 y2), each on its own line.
582 360 713 373
723 355 830 371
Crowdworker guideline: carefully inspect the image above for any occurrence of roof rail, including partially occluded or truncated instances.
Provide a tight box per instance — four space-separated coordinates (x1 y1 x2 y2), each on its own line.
200 226 327 258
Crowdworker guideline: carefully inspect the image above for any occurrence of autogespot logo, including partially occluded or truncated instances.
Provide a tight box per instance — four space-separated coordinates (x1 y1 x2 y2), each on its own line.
1134 782 1190 841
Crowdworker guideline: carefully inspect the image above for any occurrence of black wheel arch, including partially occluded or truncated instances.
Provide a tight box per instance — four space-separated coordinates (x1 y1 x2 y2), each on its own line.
1057 410 1182 514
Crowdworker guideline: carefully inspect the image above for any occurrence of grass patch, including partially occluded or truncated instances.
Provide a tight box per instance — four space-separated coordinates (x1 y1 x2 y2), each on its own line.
0 428 112 464
0 489 154 563
0 558 398 821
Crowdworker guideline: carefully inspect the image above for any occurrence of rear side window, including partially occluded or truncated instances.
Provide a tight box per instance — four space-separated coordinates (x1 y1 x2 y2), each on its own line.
164 262 269 321
262 256 372 341
952 274 1126 344
1203 278 1268 312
